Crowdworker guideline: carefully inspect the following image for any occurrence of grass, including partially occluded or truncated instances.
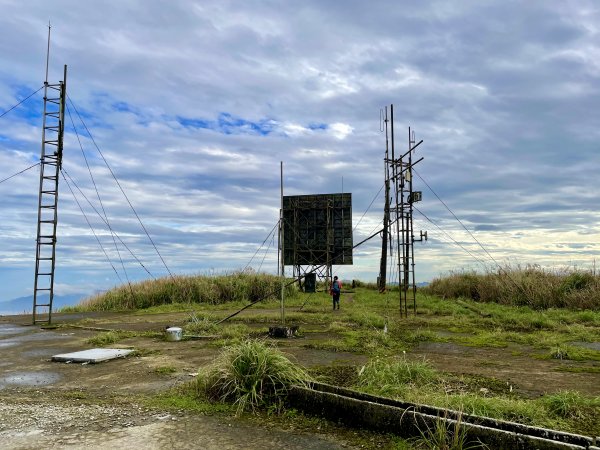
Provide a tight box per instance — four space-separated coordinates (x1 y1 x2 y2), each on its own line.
424 266 600 310
414 410 487 450
194 339 311 415
154 365 177 375
86 329 162 346
350 359 600 436
62 272 299 312
355 356 438 398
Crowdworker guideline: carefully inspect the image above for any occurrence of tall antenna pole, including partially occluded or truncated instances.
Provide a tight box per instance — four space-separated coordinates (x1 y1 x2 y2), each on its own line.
280 161 285 325
379 107 390 292
45 22 51 83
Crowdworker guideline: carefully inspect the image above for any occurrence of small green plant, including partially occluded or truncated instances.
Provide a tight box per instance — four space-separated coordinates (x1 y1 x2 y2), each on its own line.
185 312 219 335
87 331 121 346
155 366 177 375
415 410 486 449
196 339 310 415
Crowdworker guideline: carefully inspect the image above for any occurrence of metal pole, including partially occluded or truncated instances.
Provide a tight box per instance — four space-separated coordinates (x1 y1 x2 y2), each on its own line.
379 107 390 292
45 22 51 84
280 161 285 325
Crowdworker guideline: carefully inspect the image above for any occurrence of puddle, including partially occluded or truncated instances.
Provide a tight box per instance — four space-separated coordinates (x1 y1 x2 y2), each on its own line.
0 371 61 388
21 348 64 357
4 331 71 343
0 324 30 337
0 341 19 348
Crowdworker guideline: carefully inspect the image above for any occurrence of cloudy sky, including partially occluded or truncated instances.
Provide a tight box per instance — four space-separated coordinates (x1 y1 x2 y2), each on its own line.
0 0 598 301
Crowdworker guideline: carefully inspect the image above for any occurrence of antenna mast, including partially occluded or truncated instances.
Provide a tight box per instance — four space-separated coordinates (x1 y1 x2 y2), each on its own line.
382 105 427 316
33 24 67 324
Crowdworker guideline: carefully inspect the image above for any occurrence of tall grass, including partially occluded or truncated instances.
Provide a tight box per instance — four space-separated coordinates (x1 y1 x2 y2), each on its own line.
194 339 310 414
425 266 600 310
67 272 298 311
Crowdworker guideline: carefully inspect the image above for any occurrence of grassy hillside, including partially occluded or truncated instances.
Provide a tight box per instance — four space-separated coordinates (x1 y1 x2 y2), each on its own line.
63 272 298 312
424 266 600 310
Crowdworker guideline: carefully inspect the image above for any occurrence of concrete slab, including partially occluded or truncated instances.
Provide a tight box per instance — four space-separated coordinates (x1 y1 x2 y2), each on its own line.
52 348 133 363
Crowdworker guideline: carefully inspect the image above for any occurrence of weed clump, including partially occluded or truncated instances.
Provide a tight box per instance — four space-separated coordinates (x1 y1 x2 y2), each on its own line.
87 331 124 346
195 339 310 414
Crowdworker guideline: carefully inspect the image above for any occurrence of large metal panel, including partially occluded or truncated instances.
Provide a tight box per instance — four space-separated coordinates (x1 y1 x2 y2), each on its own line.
282 193 353 266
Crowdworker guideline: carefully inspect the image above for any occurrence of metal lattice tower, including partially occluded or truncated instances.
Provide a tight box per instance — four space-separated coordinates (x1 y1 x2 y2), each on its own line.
33 64 67 324
383 104 426 317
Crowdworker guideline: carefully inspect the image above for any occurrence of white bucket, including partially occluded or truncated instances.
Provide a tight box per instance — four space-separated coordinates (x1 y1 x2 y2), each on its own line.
165 327 183 342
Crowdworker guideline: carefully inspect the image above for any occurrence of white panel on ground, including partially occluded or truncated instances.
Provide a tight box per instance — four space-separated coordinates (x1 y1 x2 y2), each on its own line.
52 348 133 363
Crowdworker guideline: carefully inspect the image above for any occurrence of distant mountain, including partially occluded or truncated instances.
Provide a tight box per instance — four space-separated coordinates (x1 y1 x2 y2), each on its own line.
0 293 87 315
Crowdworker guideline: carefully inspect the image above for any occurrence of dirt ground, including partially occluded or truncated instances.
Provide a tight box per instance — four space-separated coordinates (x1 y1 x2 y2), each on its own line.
0 310 370 450
0 308 599 449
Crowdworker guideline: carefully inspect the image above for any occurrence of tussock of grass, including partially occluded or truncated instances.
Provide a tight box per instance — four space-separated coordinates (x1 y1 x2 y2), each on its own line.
185 312 219 335
195 339 310 414
541 390 599 419
425 266 600 310
356 356 438 397
66 272 299 312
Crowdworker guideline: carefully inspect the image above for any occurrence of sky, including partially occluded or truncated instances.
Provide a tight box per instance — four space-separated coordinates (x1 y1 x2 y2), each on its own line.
0 0 599 301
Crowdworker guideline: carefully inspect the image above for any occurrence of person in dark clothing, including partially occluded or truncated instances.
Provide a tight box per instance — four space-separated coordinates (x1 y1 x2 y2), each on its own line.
330 276 342 310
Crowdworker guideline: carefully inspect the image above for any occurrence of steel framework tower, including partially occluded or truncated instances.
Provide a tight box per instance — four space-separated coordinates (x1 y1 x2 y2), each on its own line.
32 64 67 324
383 105 426 317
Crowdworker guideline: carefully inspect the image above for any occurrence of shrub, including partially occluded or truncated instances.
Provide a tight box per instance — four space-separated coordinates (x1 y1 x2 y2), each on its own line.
196 339 310 414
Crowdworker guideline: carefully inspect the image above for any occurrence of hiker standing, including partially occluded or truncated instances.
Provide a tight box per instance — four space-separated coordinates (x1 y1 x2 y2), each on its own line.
330 276 342 310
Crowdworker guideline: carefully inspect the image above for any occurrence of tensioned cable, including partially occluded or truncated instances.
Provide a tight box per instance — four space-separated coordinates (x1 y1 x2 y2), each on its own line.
67 96 173 278
413 205 489 269
0 162 40 185
0 86 44 120
414 169 501 269
61 167 155 279
62 171 124 284
353 182 384 232
66 104 133 291
413 170 531 301
258 227 276 272
242 221 279 272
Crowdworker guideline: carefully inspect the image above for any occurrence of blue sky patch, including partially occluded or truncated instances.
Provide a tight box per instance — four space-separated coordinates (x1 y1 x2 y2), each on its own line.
178 112 277 136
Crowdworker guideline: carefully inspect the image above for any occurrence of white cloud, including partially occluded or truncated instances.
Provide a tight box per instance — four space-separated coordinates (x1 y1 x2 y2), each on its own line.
328 123 353 140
